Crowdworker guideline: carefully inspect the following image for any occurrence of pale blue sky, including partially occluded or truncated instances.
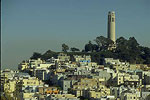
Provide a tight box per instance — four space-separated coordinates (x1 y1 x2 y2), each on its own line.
2 0 150 70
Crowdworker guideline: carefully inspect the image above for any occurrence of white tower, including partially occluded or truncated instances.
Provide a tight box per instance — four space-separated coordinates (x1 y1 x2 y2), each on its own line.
108 11 115 42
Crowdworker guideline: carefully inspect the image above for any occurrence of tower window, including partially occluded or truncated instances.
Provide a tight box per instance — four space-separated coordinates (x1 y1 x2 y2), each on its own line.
108 16 111 21
112 18 114 22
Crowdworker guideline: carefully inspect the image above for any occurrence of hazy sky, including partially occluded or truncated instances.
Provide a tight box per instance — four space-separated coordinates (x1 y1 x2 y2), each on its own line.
2 0 150 70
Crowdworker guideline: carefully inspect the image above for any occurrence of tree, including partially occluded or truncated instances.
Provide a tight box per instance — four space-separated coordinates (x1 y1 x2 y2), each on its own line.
84 41 99 52
85 41 93 52
127 37 139 50
116 37 127 47
115 37 142 63
140 46 150 64
116 37 128 53
92 44 99 52
42 50 57 60
94 36 114 51
62 43 69 52
70 47 80 52
30 52 42 59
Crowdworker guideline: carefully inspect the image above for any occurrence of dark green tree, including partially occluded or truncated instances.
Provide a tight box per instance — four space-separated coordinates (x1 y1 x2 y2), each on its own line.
140 46 150 64
92 44 99 52
62 43 69 52
116 37 128 48
115 37 129 61
94 36 114 51
70 47 80 52
42 50 57 60
127 37 139 50
30 52 42 59
116 37 143 63
85 41 93 52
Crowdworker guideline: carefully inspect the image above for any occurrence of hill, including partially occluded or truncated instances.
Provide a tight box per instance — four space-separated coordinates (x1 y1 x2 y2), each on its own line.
30 36 150 64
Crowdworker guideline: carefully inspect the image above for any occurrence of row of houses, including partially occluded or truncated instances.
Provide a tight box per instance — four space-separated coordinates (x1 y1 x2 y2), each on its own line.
1 53 150 100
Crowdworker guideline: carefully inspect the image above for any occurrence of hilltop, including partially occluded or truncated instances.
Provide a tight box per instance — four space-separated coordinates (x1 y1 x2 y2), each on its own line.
30 36 150 65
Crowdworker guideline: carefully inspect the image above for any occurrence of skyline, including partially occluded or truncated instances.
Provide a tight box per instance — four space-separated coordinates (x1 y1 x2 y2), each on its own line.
2 0 150 70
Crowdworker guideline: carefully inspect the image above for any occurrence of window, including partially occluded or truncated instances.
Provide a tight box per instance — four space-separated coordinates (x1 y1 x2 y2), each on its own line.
108 16 111 21
112 18 114 22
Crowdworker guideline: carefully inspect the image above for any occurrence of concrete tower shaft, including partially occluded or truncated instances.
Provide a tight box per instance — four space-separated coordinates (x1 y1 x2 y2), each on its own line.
108 11 115 42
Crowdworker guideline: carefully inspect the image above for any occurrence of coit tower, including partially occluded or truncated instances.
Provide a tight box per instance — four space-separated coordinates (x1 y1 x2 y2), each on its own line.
107 11 115 42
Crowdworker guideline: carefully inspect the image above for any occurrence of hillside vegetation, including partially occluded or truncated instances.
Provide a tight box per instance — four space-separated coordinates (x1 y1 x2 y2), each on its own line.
30 36 150 64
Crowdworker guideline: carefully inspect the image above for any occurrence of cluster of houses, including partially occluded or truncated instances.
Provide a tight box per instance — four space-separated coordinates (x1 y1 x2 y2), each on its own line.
1 53 150 100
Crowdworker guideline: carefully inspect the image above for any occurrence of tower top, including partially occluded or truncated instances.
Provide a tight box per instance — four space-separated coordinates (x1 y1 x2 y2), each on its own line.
108 11 115 16
108 11 115 14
